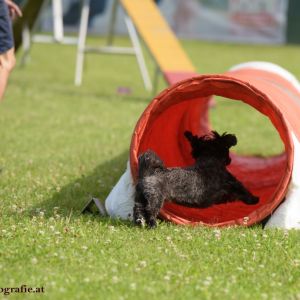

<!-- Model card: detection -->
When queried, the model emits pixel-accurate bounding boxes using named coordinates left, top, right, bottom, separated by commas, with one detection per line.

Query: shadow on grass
left=31, top=150, right=129, bottom=219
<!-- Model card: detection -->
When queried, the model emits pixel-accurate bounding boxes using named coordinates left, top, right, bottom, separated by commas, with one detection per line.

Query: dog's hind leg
left=143, top=193, right=165, bottom=228
left=133, top=185, right=147, bottom=227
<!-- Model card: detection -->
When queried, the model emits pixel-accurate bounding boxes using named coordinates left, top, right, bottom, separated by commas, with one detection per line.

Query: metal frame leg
left=19, top=22, right=31, bottom=66
left=124, top=16, right=152, bottom=91
left=152, top=65, right=162, bottom=96
left=107, top=0, right=118, bottom=46
left=52, top=0, right=64, bottom=42
left=19, top=0, right=51, bottom=66
left=74, top=0, right=152, bottom=91
left=75, top=0, right=90, bottom=86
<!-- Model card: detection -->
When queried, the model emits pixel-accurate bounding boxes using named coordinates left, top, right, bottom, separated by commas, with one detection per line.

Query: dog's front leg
left=229, top=177, right=259, bottom=205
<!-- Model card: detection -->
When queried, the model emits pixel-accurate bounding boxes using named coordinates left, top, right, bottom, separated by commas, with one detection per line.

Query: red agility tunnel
left=129, top=62, right=300, bottom=227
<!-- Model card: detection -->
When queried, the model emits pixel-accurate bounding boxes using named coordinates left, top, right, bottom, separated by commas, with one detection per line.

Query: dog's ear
left=184, top=131, right=203, bottom=159
left=220, top=132, right=237, bottom=148
left=211, top=131, right=221, bottom=139
left=184, top=131, right=194, bottom=141
left=184, top=131, right=199, bottom=143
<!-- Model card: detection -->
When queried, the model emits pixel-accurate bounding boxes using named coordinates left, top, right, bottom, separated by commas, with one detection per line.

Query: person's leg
left=0, top=0, right=16, bottom=101
left=0, top=47, right=15, bottom=101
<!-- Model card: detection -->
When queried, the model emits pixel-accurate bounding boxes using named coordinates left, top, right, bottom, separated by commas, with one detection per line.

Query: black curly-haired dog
left=133, top=131, right=259, bottom=228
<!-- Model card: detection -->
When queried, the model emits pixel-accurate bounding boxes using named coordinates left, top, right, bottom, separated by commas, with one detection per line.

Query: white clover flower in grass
left=203, top=276, right=212, bottom=286
left=18, top=207, right=25, bottom=214
left=139, top=261, right=147, bottom=268
left=82, top=245, right=88, bottom=251
left=130, top=283, right=137, bottom=290
left=31, top=257, right=38, bottom=264
left=213, top=229, right=221, bottom=240
left=185, top=234, right=193, bottom=240
left=111, top=276, right=119, bottom=284
left=293, top=259, right=300, bottom=267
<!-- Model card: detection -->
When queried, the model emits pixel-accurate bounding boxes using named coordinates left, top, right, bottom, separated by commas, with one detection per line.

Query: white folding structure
left=21, top=0, right=152, bottom=91
left=21, top=0, right=77, bottom=65
left=75, top=0, right=152, bottom=90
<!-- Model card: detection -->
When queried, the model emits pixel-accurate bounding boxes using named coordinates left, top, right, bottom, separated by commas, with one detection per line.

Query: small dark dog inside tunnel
left=133, top=130, right=259, bottom=228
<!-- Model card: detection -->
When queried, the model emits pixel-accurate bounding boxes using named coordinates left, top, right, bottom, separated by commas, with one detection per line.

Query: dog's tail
left=138, top=150, right=165, bottom=178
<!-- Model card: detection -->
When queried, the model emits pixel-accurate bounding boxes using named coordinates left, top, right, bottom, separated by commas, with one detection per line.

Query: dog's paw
left=135, top=217, right=146, bottom=228
left=245, top=196, right=259, bottom=205
left=147, top=218, right=157, bottom=229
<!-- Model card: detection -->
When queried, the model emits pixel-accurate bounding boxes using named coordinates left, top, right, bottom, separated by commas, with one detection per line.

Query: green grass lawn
left=0, top=37, right=300, bottom=300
